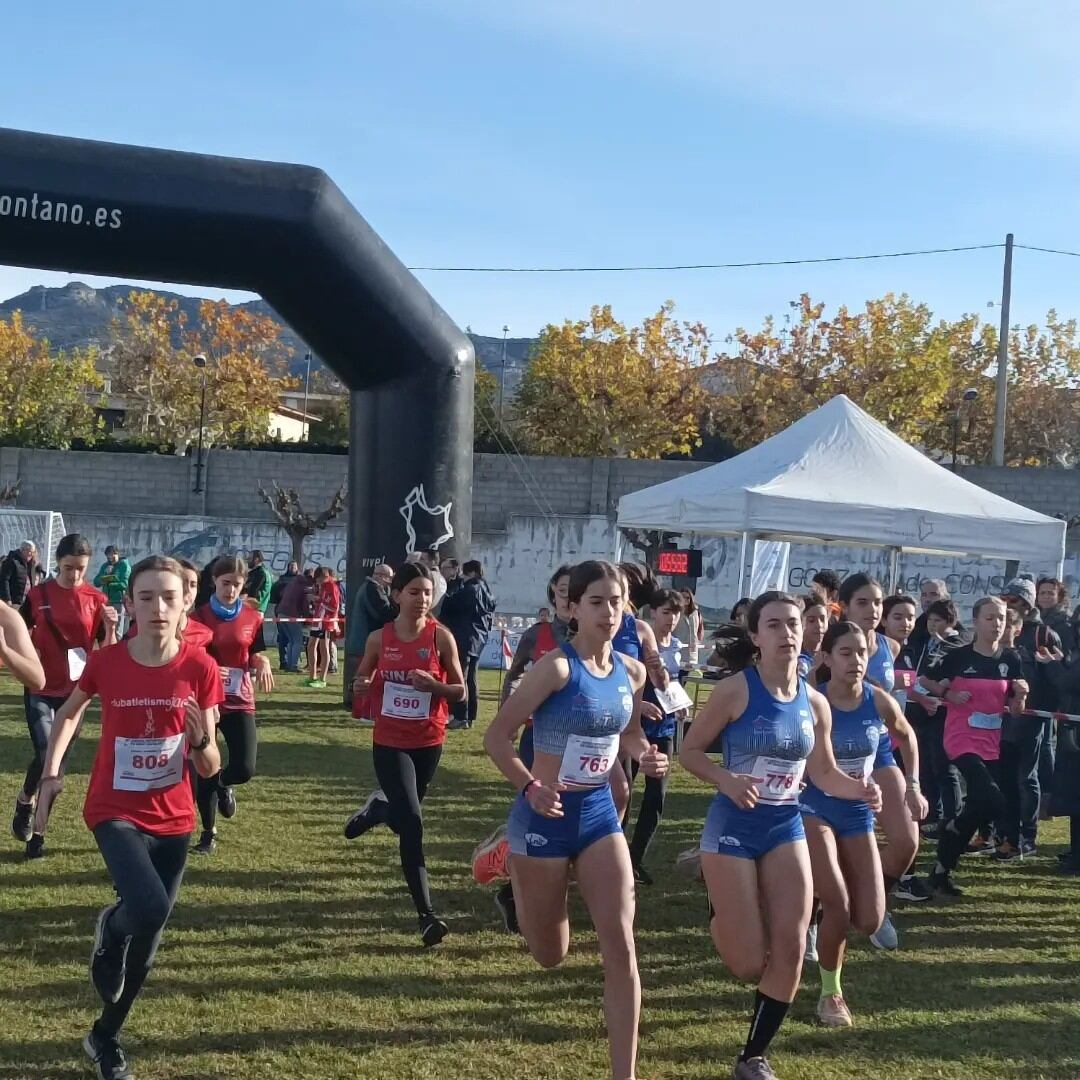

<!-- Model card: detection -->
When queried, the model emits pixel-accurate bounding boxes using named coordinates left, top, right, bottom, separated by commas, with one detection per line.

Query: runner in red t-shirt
left=344, top=563, right=464, bottom=946
left=122, top=558, right=215, bottom=652
left=35, top=556, right=223, bottom=1080
left=188, top=554, right=274, bottom=855
left=13, top=533, right=118, bottom=858
left=305, top=565, right=340, bottom=688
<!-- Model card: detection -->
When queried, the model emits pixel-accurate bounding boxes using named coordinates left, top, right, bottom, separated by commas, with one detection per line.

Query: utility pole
left=992, top=233, right=1014, bottom=466
left=302, top=350, right=312, bottom=441
left=498, top=325, right=509, bottom=422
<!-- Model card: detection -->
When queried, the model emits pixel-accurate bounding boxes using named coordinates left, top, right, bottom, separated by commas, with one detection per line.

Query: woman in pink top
left=923, top=597, right=1028, bottom=896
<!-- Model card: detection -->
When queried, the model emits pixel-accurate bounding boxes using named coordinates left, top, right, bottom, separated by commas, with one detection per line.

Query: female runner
left=484, top=560, right=667, bottom=1080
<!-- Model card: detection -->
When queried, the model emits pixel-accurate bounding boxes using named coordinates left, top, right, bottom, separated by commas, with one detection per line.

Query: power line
left=1015, top=243, right=1080, bottom=259
left=408, top=242, right=1005, bottom=274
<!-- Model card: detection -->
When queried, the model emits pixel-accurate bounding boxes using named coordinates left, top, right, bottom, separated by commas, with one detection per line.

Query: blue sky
left=2, top=0, right=1080, bottom=343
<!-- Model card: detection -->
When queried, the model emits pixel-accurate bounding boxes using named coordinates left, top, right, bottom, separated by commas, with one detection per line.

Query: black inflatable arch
left=0, top=127, right=474, bottom=611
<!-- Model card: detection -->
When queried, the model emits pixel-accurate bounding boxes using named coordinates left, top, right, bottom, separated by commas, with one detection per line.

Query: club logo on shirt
left=715, top=835, right=742, bottom=848
left=964, top=667, right=977, bottom=675
left=524, top=832, right=548, bottom=847
left=143, top=710, right=156, bottom=738
left=999, top=663, right=1009, bottom=678
left=417, top=648, right=431, bottom=660
left=622, top=694, right=634, bottom=713
left=752, top=714, right=771, bottom=732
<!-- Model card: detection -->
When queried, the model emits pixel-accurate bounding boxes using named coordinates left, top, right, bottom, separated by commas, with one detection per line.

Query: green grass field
left=1, top=666, right=1078, bottom=1080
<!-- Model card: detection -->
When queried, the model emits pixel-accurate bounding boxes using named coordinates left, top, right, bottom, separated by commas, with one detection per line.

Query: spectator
left=346, top=563, right=395, bottom=661
left=675, top=587, right=705, bottom=668
left=243, top=550, right=274, bottom=613
left=441, top=559, right=496, bottom=730
left=440, top=558, right=462, bottom=599
left=0, top=540, right=36, bottom=607
left=1037, top=576, right=1074, bottom=659
left=93, top=545, right=131, bottom=631
left=538, top=606, right=552, bottom=623
left=908, top=577, right=967, bottom=657
left=270, top=560, right=301, bottom=669
left=811, top=569, right=842, bottom=617
left=274, top=563, right=311, bottom=673
left=408, top=551, right=448, bottom=609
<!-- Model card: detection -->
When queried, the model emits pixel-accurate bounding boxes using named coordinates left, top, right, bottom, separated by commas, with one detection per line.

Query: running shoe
left=494, top=882, right=520, bottom=934
left=83, top=1026, right=133, bottom=1080
left=804, top=921, right=819, bottom=963
left=25, top=833, right=45, bottom=860
left=354, top=717, right=375, bottom=728
left=928, top=869, right=964, bottom=896
left=191, top=830, right=216, bottom=855
left=90, top=903, right=127, bottom=1005
left=869, top=912, right=898, bottom=950
left=471, top=824, right=510, bottom=884
left=894, top=874, right=933, bottom=902
left=420, top=912, right=449, bottom=947
left=632, top=861, right=654, bottom=887
left=343, top=790, right=388, bottom=840
left=676, top=846, right=704, bottom=881
left=816, top=993, right=853, bottom=1028
left=446, top=717, right=470, bottom=730
left=733, top=1056, right=779, bottom=1080
left=11, top=795, right=34, bottom=842
left=1019, top=838, right=1038, bottom=857
left=967, top=836, right=997, bottom=856
left=217, top=785, right=237, bottom=820
left=991, top=841, right=1022, bottom=862
left=919, top=821, right=941, bottom=839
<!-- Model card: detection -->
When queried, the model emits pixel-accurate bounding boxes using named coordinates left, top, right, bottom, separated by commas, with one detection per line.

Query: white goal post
left=0, top=509, right=66, bottom=569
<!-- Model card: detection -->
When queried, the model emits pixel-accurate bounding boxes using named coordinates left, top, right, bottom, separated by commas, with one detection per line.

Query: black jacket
left=439, top=576, right=497, bottom=659
left=346, top=577, right=395, bottom=655
left=0, top=549, right=32, bottom=606
left=1015, top=611, right=1062, bottom=714
left=269, top=571, right=297, bottom=607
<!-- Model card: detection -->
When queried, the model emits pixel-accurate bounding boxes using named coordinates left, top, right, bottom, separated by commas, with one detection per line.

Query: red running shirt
left=81, top=642, right=224, bottom=836
left=190, top=604, right=264, bottom=712
left=316, top=581, right=341, bottom=634
left=26, top=580, right=108, bottom=697
left=371, top=619, right=449, bottom=749
left=524, top=620, right=559, bottom=729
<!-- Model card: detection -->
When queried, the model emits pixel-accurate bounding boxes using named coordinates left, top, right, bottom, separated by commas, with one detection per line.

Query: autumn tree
left=473, top=364, right=503, bottom=452
left=109, top=291, right=298, bottom=451
left=515, top=303, right=709, bottom=458
left=0, top=313, right=104, bottom=448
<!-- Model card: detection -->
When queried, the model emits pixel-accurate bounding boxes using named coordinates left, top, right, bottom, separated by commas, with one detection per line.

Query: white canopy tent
left=617, top=395, right=1066, bottom=593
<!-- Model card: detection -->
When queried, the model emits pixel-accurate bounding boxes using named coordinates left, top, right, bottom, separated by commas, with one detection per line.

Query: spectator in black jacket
left=0, top=541, right=36, bottom=607
left=1037, top=576, right=1074, bottom=659
left=440, top=560, right=496, bottom=730
left=997, top=576, right=1063, bottom=857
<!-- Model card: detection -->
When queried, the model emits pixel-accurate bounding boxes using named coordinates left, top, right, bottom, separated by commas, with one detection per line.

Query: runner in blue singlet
left=484, top=560, right=667, bottom=1080
left=681, top=591, right=881, bottom=1080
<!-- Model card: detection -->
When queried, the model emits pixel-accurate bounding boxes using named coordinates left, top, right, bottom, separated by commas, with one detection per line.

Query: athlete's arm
left=679, top=673, right=767, bottom=808
left=618, top=656, right=669, bottom=777
left=352, top=630, right=382, bottom=693
left=34, top=686, right=93, bottom=824
left=185, top=696, right=222, bottom=778
left=0, top=604, right=45, bottom=691
left=500, top=624, right=538, bottom=704
left=636, top=619, right=669, bottom=690
left=805, top=687, right=882, bottom=808
left=484, top=650, right=572, bottom=806
left=417, top=625, right=465, bottom=702
left=249, top=623, right=274, bottom=693
left=872, top=686, right=928, bottom=819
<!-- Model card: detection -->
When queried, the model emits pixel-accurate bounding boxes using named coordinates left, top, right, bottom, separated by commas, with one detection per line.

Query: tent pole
left=738, top=532, right=757, bottom=598
left=886, top=547, right=901, bottom=594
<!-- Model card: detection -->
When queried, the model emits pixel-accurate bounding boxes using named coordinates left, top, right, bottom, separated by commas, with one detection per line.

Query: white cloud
left=447, top=0, right=1080, bottom=149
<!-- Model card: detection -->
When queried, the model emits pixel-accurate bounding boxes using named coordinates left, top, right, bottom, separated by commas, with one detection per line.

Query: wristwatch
left=192, top=732, right=211, bottom=752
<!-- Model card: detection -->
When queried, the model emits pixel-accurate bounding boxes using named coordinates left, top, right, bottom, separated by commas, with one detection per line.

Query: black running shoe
left=632, top=861, right=654, bottom=887
left=894, top=874, right=933, bottom=902
left=343, top=790, right=388, bottom=840
left=217, top=785, right=237, bottom=820
left=494, top=883, right=519, bottom=934
left=928, top=870, right=964, bottom=897
left=83, top=1026, right=133, bottom=1080
left=11, top=795, right=33, bottom=842
left=420, top=913, right=449, bottom=948
left=25, top=833, right=45, bottom=860
left=191, top=830, right=216, bottom=855
left=90, top=903, right=127, bottom=1005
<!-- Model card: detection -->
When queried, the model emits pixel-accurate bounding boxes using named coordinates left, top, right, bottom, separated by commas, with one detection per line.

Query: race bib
left=969, top=711, right=1003, bottom=730
left=113, top=734, right=186, bottom=792
left=654, top=681, right=693, bottom=714
left=223, top=667, right=245, bottom=697
left=752, top=756, right=806, bottom=805
left=836, top=755, right=873, bottom=781
left=68, top=648, right=87, bottom=681
left=558, top=732, right=621, bottom=787
left=382, top=683, right=431, bottom=719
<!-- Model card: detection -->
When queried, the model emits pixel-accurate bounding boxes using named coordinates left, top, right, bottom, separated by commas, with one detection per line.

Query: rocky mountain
left=0, top=281, right=536, bottom=384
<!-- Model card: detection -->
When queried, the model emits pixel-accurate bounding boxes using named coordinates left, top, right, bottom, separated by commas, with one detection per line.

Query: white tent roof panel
left=617, top=395, right=1065, bottom=565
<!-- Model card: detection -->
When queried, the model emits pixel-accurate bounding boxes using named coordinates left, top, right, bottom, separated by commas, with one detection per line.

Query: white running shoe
left=870, top=911, right=899, bottom=950
left=816, top=993, right=853, bottom=1028
left=804, top=921, right=819, bottom=962
left=676, top=846, right=704, bottom=881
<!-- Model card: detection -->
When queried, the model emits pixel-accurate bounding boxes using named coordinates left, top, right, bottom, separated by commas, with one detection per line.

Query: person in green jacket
left=243, top=549, right=274, bottom=614
left=93, top=546, right=131, bottom=607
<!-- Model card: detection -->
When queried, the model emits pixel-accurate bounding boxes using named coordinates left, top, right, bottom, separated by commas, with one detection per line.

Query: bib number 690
left=393, top=694, right=422, bottom=711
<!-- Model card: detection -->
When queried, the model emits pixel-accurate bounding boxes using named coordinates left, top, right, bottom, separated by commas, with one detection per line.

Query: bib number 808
left=131, top=753, right=171, bottom=770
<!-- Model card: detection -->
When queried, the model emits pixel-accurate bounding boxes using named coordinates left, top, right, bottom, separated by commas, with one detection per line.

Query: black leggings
left=22, top=692, right=69, bottom=798
left=628, top=735, right=672, bottom=865
left=93, top=820, right=189, bottom=1038
left=196, top=710, right=258, bottom=832
left=372, top=743, right=442, bottom=916
left=936, top=754, right=1006, bottom=871
left=451, top=655, right=480, bottom=725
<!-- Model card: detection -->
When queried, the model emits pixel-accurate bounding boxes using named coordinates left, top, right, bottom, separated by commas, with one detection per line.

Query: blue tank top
left=531, top=644, right=635, bottom=756
left=865, top=633, right=895, bottom=692
left=801, top=683, right=880, bottom=812
left=722, top=667, right=815, bottom=777
left=643, top=636, right=683, bottom=739
left=613, top=612, right=642, bottom=661
left=797, top=652, right=815, bottom=679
